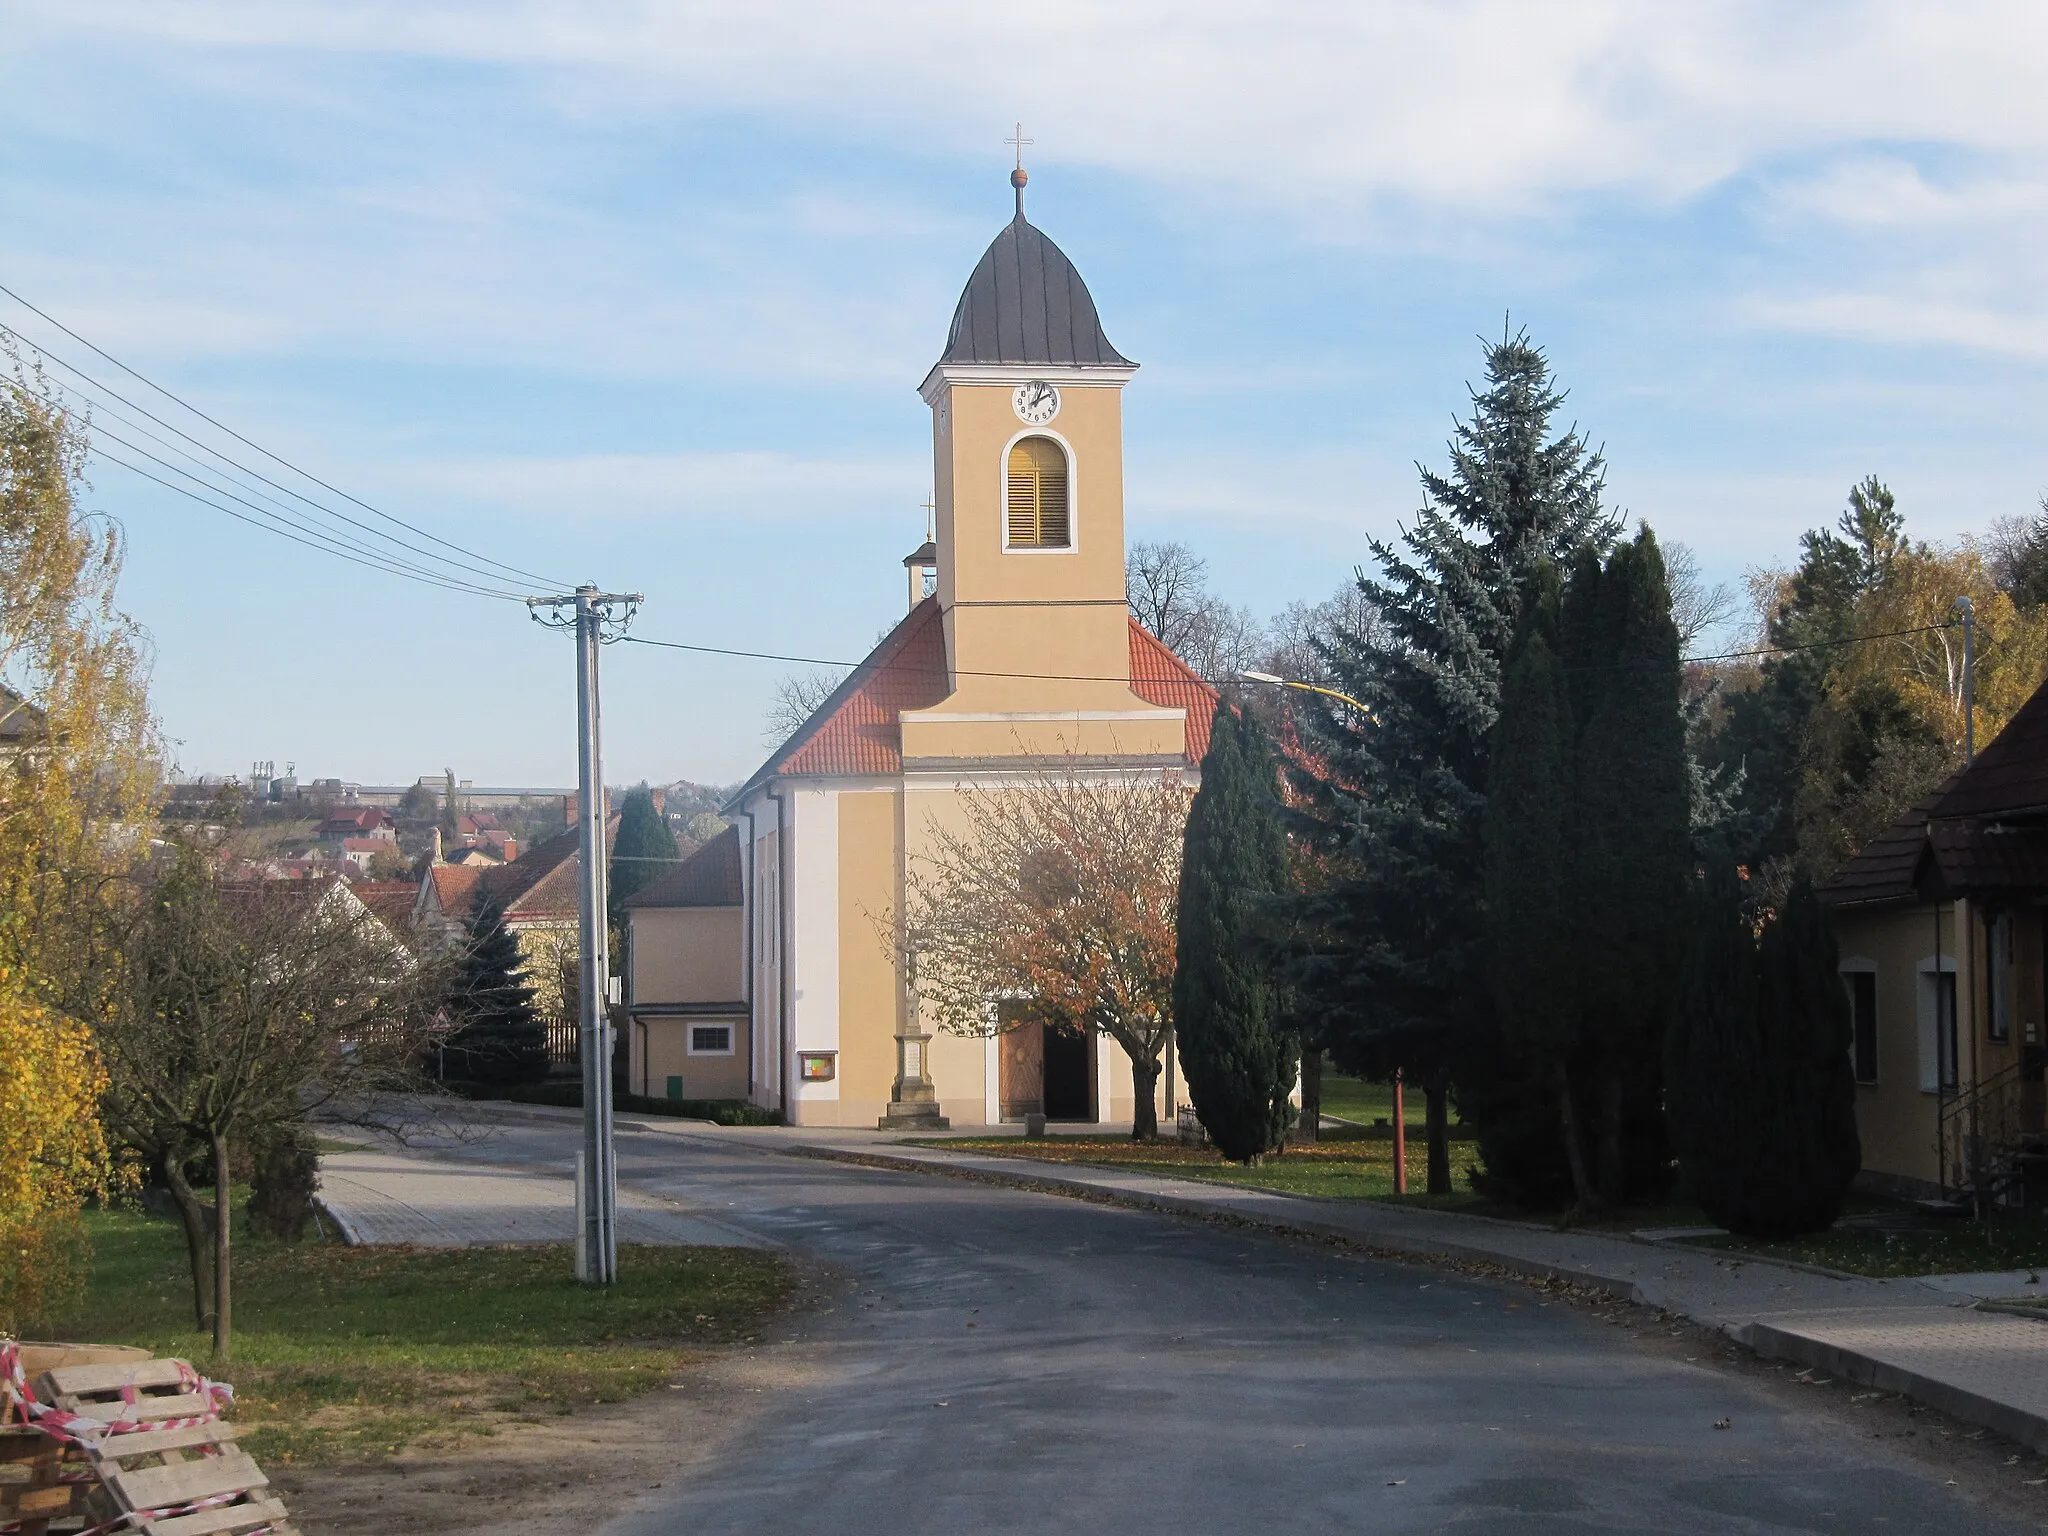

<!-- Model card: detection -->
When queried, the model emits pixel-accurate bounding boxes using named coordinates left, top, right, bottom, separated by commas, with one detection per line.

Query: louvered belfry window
left=1005, top=437, right=1071, bottom=549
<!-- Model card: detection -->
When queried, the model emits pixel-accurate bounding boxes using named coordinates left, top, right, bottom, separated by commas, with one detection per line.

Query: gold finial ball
left=1011, top=167, right=1029, bottom=189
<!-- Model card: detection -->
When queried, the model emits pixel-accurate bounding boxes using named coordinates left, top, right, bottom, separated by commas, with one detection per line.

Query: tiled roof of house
left=1928, top=681, right=2048, bottom=820
left=1816, top=787, right=1949, bottom=907
left=1928, top=821, right=2048, bottom=894
left=476, top=816, right=618, bottom=923
left=341, top=837, right=387, bottom=853
left=350, top=879, right=421, bottom=933
left=733, top=599, right=1219, bottom=800
left=1128, top=621, right=1218, bottom=763
left=623, top=825, right=742, bottom=909
left=424, top=863, right=482, bottom=916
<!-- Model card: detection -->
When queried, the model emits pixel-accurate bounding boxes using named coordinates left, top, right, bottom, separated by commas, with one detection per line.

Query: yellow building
left=626, top=182, right=1216, bottom=1127
left=1821, top=683, right=2048, bottom=1202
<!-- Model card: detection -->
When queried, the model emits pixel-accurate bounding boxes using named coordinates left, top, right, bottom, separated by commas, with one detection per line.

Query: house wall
left=629, top=907, right=743, bottom=1005
left=835, top=789, right=901, bottom=1126
left=1830, top=904, right=1959, bottom=1190
left=633, top=1014, right=749, bottom=1102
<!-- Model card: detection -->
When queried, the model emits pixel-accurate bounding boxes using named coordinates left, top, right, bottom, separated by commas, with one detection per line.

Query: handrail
left=1937, top=1058, right=2033, bottom=1205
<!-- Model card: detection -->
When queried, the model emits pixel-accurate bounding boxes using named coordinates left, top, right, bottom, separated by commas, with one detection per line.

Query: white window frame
left=1916, top=955, right=1958, bottom=1093
left=687, top=1022, right=736, bottom=1057
left=999, top=428, right=1079, bottom=555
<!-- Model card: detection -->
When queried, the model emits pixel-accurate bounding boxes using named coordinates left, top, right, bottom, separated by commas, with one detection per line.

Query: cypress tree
left=1566, top=529, right=1689, bottom=1206
left=1668, top=872, right=1860, bottom=1237
left=1174, top=706, right=1298, bottom=1163
left=1483, top=569, right=1597, bottom=1210
left=1292, top=331, right=1619, bottom=1194
left=609, top=785, right=679, bottom=923
left=445, top=894, right=546, bottom=1084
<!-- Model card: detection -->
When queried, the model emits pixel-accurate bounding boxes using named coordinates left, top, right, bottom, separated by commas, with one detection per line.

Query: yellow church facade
left=625, top=186, right=1216, bottom=1128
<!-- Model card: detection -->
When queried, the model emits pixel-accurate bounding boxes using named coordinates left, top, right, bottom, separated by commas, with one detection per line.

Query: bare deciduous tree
left=1128, top=539, right=1267, bottom=682
left=1663, top=540, right=1738, bottom=651
left=94, top=845, right=448, bottom=1360
left=763, top=667, right=848, bottom=745
left=878, top=761, right=1191, bottom=1139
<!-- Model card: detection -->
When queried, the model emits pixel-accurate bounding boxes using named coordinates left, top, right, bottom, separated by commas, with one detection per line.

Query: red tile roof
left=624, top=825, right=743, bottom=909
left=1128, top=620, right=1218, bottom=762
left=737, top=600, right=1217, bottom=794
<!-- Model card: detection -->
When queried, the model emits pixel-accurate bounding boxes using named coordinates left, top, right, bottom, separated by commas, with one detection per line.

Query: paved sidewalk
left=317, top=1143, right=764, bottom=1247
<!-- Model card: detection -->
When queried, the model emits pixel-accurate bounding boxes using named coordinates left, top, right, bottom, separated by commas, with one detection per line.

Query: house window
left=1843, top=968, right=1878, bottom=1084
left=1005, top=436, right=1071, bottom=549
left=1919, top=964, right=1958, bottom=1092
left=688, top=1024, right=734, bottom=1056
left=1989, top=910, right=2014, bottom=1043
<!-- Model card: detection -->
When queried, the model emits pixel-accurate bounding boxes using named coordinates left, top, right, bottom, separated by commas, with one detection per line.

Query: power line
left=94, top=448, right=527, bottom=602
left=0, top=287, right=571, bottom=591
left=619, top=618, right=1966, bottom=691
left=88, top=419, right=525, bottom=599
left=0, top=316, right=543, bottom=595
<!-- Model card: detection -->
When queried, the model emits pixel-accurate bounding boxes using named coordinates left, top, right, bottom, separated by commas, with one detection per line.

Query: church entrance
left=997, top=1004, right=1096, bottom=1121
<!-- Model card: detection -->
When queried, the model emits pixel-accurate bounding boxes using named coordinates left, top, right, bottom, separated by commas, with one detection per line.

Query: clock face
left=1012, top=380, right=1061, bottom=426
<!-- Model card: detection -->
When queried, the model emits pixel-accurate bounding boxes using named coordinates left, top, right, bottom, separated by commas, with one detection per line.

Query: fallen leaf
left=1386, top=1480, right=1406, bottom=1487
left=1713, top=1418, right=1732, bottom=1431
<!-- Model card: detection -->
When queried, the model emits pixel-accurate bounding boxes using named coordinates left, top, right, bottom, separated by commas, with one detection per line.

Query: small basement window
left=688, top=1024, right=734, bottom=1056
left=1005, top=436, right=1071, bottom=549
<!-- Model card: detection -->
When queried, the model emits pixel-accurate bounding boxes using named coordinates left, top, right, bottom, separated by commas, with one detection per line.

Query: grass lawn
left=1317, top=1074, right=1439, bottom=1128
left=26, top=1204, right=793, bottom=1466
left=912, top=1128, right=1483, bottom=1202
left=1683, top=1216, right=2048, bottom=1279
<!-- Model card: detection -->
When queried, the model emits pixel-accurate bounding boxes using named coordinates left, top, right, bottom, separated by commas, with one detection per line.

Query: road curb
left=784, top=1145, right=1644, bottom=1305
left=1743, top=1317, right=2048, bottom=1457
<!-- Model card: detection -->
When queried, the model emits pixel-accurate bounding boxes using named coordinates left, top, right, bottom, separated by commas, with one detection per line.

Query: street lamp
left=1239, top=670, right=1376, bottom=721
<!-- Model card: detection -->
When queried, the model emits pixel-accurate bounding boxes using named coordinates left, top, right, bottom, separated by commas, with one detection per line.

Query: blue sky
left=6, top=2, right=2048, bottom=788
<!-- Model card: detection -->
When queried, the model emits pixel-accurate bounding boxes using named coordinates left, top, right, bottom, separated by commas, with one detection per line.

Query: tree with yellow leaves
left=0, top=358, right=158, bottom=1331
left=1709, top=476, right=2048, bottom=884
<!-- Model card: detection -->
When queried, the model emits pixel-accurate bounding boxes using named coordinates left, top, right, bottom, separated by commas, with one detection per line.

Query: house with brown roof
left=621, top=826, right=746, bottom=1102
left=1820, top=681, right=2048, bottom=1202
left=682, top=184, right=1217, bottom=1129
left=415, top=816, right=618, bottom=1019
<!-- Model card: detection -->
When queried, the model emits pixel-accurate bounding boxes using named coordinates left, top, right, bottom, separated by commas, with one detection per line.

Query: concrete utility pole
left=1954, top=595, right=1976, bottom=765
left=528, top=584, right=643, bottom=1284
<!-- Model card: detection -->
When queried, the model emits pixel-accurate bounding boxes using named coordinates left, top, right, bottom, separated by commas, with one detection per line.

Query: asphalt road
left=407, top=1121, right=2034, bottom=1535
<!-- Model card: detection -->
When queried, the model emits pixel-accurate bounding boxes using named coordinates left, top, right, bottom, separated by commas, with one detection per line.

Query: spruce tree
left=1293, top=331, right=1618, bottom=1194
left=1483, top=569, right=1596, bottom=1210
left=609, top=785, right=680, bottom=924
left=1668, top=871, right=1860, bottom=1237
left=1175, top=707, right=1298, bottom=1162
left=445, top=895, right=546, bottom=1084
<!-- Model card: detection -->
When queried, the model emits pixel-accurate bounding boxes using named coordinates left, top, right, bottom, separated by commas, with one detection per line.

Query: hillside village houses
left=624, top=179, right=1217, bottom=1128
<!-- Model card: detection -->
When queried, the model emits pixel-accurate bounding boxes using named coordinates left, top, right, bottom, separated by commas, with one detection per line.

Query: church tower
left=902, top=169, right=1187, bottom=761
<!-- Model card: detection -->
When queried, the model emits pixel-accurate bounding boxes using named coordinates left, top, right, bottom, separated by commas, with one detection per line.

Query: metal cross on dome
left=1006, top=123, right=1033, bottom=171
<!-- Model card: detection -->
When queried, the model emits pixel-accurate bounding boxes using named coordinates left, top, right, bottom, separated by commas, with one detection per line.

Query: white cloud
left=27, top=0, right=2048, bottom=220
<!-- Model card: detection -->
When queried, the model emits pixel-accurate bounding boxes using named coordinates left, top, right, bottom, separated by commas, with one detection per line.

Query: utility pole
left=528, top=584, right=643, bottom=1284
left=1955, top=595, right=1976, bottom=764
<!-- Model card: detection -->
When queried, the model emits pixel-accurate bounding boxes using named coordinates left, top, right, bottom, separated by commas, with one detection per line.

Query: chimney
left=564, top=793, right=578, bottom=828
left=501, top=837, right=519, bottom=863
left=650, top=787, right=666, bottom=815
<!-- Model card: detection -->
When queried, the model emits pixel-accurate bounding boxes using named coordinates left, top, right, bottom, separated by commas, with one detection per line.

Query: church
left=623, top=169, right=1217, bottom=1128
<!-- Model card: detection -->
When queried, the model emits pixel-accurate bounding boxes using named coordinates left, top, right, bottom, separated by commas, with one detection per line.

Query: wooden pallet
left=1, top=1422, right=88, bottom=1533
left=27, top=1362, right=297, bottom=1536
